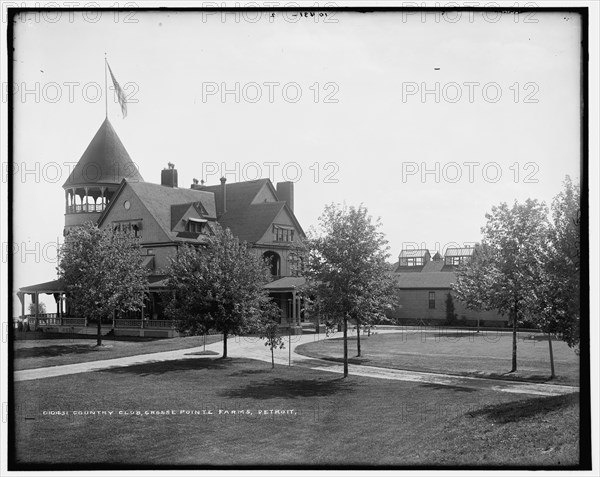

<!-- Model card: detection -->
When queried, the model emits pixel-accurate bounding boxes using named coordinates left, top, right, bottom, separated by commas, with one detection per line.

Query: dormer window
left=273, top=225, right=294, bottom=242
left=186, top=217, right=207, bottom=234
left=406, top=257, right=424, bottom=266
left=445, top=256, right=467, bottom=266
left=444, top=247, right=475, bottom=266
left=398, top=249, right=430, bottom=267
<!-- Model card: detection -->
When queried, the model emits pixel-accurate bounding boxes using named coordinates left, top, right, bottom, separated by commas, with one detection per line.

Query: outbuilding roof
left=393, top=270, right=456, bottom=289
left=445, top=247, right=475, bottom=257
left=398, top=249, right=430, bottom=258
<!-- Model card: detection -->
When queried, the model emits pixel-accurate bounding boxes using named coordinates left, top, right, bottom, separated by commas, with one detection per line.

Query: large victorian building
left=18, top=119, right=306, bottom=336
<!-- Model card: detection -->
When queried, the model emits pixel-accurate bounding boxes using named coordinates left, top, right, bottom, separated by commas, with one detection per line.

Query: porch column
left=292, top=289, right=297, bottom=326
left=64, top=190, right=69, bottom=213
left=84, top=187, right=89, bottom=212
left=34, top=292, right=39, bottom=330
left=54, top=293, right=60, bottom=325
left=100, top=187, right=105, bottom=211
left=59, top=294, right=64, bottom=325
left=19, top=292, right=24, bottom=320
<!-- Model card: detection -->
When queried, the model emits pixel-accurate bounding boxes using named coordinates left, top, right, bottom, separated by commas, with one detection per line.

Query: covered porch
left=16, top=276, right=180, bottom=338
left=264, top=276, right=306, bottom=335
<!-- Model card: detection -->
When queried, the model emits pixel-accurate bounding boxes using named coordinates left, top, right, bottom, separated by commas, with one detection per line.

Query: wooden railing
left=115, top=319, right=176, bottom=329
left=17, top=315, right=86, bottom=327
left=61, top=317, right=86, bottom=326
left=67, top=204, right=106, bottom=214
left=16, top=316, right=175, bottom=330
left=148, top=320, right=177, bottom=329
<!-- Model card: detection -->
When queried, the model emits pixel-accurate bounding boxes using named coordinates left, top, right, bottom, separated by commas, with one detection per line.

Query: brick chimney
left=276, top=181, right=294, bottom=212
left=219, top=177, right=227, bottom=216
left=161, top=162, right=178, bottom=188
left=190, top=178, right=206, bottom=190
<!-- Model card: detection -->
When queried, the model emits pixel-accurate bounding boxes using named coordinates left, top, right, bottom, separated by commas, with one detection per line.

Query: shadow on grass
left=15, top=344, right=104, bottom=359
left=223, top=376, right=354, bottom=399
left=228, top=368, right=273, bottom=377
left=469, top=392, right=579, bottom=423
left=420, top=382, right=477, bottom=393
left=101, top=358, right=230, bottom=376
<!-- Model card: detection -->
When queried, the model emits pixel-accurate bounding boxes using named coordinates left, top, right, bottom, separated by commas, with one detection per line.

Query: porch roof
left=264, top=276, right=306, bottom=291
left=19, top=278, right=64, bottom=294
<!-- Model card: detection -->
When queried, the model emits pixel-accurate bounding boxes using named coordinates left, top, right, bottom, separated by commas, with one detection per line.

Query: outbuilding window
left=428, top=291, right=436, bottom=309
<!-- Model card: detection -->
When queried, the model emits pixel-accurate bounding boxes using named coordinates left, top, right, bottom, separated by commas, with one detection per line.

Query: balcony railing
left=66, top=204, right=106, bottom=214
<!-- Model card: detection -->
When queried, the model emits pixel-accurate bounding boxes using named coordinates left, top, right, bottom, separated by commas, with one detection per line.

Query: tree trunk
left=223, top=331, right=228, bottom=358
left=510, top=304, right=518, bottom=372
left=271, top=347, right=275, bottom=369
left=548, top=333, right=556, bottom=379
left=343, top=315, right=348, bottom=378
left=356, top=321, right=361, bottom=357
left=97, top=318, right=102, bottom=347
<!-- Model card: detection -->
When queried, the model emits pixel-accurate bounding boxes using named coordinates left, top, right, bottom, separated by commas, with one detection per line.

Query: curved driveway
left=14, top=330, right=578, bottom=397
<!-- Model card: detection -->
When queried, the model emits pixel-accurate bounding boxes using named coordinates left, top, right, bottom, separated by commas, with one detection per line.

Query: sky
left=6, top=8, right=583, bottom=311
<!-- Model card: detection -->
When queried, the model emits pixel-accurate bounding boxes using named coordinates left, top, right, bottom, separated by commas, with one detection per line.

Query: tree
left=164, top=225, right=274, bottom=358
left=527, top=176, right=581, bottom=357
left=28, top=302, right=47, bottom=315
left=256, top=307, right=286, bottom=368
left=444, top=293, right=457, bottom=326
left=28, top=301, right=47, bottom=330
left=304, top=203, right=397, bottom=377
left=57, top=222, right=149, bottom=346
left=453, top=200, right=549, bottom=373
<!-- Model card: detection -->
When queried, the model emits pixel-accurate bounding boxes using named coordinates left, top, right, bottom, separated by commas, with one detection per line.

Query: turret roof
left=63, top=118, right=143, bottom=188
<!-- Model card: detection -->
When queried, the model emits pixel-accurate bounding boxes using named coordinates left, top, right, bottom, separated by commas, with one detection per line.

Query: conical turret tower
left=62, top=118, right=144, bottom=232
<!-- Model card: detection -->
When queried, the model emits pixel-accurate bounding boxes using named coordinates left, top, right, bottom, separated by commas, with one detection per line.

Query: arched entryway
left=263, top=251, right=281, bottom=277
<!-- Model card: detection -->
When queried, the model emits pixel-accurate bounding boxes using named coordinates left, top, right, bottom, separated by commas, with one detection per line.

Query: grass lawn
left=13, top=357, right=580, bottom=467
left=296, top=330, right=580, bottom=386
left=13, top=334, right=223, bottom=371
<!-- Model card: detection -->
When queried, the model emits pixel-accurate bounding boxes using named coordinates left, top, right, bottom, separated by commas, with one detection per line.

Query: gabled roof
left=170, top=202, right=207, bottom=231
left=63, top=118, right=143, bottom=188
left=398, top=249, right=430, bottom=258
left=217, top=201, right=287, bottom=244
left=445, top=247, right=475, bottom=257
left=202, top=178, right=306, bottom=243
left=394, top=265, right=456, bottom=289
left=201, top=179, right=272, bottom=213
left=98, top=180, right=217, bottom=243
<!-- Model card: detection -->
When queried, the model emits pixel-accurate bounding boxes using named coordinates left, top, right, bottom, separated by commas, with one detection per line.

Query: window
left=187, top=221, right=204, bottom=233
left=112, top=221, right=142, bottom=238
left=405, top=257, right=424, bottom=266
left=446, top=256, right=469, bottom=266
left=428, top=291, right=436, bottom=309
left=186, top=218, right=207, bottom=234
left=273, top=225, right=294, bottom=242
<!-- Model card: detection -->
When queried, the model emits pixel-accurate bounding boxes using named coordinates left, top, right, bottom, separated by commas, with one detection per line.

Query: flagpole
left=104, top=53, right=108, bottom=119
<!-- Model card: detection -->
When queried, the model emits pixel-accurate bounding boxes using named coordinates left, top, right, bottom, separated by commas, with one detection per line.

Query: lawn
left=13, top=334, right=223, bottom=371
left=296, top=330, right=580, bottom=386
left=13, top=357, right=580, bottom=468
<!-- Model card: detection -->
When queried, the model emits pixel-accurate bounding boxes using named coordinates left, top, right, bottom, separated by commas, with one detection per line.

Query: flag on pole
left=107, top=62, right=127, bottom=118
